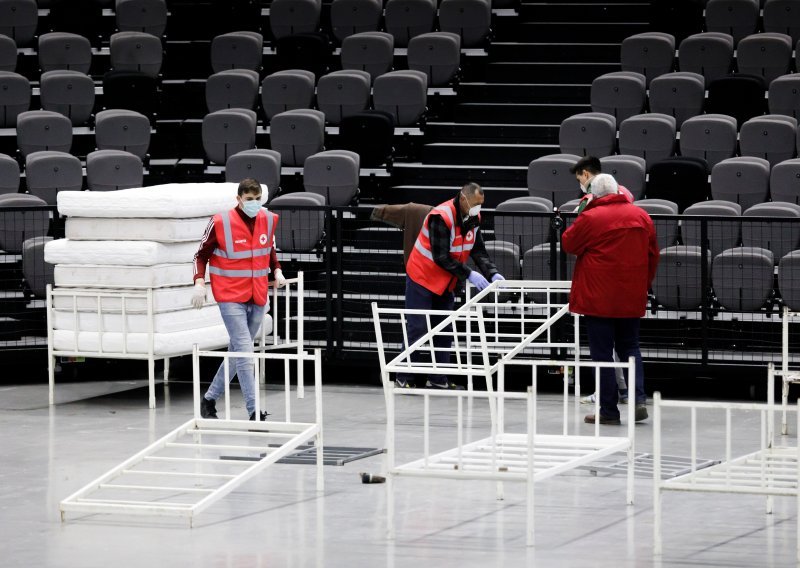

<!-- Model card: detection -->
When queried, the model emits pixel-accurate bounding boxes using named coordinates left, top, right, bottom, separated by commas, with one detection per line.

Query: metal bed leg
left=148, top=355, right=156, bottom=409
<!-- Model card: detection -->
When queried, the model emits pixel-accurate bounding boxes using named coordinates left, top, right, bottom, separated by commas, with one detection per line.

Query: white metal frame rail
left=47, top=273, right=306, bottom=409
left=654, top=364, right=800, bottom=560
left=59, top=346, right=323, bottom=526
left=781, top=306, right=800, bottom=434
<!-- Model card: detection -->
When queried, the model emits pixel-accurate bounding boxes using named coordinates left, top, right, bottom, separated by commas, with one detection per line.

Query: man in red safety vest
left=191, top=178, right=285, bottom=421
left=398, top=182, right=503, bottom=389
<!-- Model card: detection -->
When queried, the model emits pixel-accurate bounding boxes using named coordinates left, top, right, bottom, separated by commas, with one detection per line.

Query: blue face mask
left=242, top=200, right=262, bottom=218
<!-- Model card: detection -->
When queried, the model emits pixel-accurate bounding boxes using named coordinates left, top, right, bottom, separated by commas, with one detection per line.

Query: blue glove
left=467, top=270, right=490, bottom=291
left=491, top=273, right=505, bottom=282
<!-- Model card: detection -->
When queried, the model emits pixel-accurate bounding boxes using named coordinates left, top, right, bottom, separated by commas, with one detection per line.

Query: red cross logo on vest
left=259, top=233, right=268, bottom=246
left=465, top=230, right=474, bottom=242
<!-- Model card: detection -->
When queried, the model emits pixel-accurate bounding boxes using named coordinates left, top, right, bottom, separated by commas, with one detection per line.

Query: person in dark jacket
left=561, top=174, right=660, bottom=425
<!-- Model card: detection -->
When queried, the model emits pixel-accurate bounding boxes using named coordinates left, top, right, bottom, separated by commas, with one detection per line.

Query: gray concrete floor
left=2, top=378, right=799, bottom=568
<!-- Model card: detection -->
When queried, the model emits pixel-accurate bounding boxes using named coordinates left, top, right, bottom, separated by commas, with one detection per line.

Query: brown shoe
left=584, top=413, right=621, bottom=425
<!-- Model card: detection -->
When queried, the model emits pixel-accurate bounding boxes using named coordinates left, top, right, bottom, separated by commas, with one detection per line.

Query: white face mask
left=462, top=192, right=481, bottom=218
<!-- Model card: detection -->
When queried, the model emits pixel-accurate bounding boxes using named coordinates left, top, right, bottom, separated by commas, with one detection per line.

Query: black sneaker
left=425, top=379, right=465, bottom=390
left=395, top=377, right=413, bottom=388
left=635, top=405, right=648, bottom=422
left=200, top=397, right=218, bottom=419
left=249, top=410, right=269, bottom=421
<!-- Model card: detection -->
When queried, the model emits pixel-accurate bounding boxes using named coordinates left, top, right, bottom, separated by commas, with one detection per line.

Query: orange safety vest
left=209, top=208, right=278, bottom=307
left=406, top=199, right=479, bottom=295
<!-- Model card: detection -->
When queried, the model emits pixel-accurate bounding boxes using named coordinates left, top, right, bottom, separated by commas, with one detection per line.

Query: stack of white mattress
left=47, top=182, right=273, bottom=356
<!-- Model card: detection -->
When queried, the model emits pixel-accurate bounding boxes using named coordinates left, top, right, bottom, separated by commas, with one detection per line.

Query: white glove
left=273, top=268, right=286, bottom=288
left=191, top=280, right=206, bottom=309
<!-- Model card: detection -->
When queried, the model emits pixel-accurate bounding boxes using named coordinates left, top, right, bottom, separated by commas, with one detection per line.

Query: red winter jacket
left=561, top=193, right=659, bottom=318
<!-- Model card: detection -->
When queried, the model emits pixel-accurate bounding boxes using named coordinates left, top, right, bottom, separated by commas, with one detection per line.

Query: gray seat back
left=438, top=0, right=491, bottom=47
left=648, top=71, right=706, bottom=126
left=523, top=243, right=574, bottom=283
left=494, top=197, right=552, bottom=252
left=710, top=156, right=771, bottom=210
left=558, top=112, right=616, bottom=157
left=779, top=250, right=800, bottom=310
left=0, top=0, right=37, bottom=47
left=38, top=32, right=91, bottom=73
left=206, top=69, right=259, bottom=112
left=269, top=108, right=325, bottom=166
left=0, top=152, right=19, bottom=194
left=39, top=69, right=95, bottom=125
left=770, top=157, right=800, bottom=205
left=226, top=149, right=282, bottom=200
left=618, top=113, right=677, bottom=171
left=201, top=108, right=257, bottom=165
left=271, top=193, right=326, bottom=252
left=407, top=32, right=461, bottom=87
left=739, top=115, right=798, bottom=167
left=678, top=32, right=735, bottom=86
left=527, top=153, right=582, bottom=207
left=115, top=0, right=168, bottom=37
left=383, top=0, right=436, bottom=48
left=269, top=0, right=321, bottom=40
left=682, top=200, right=742, bottom=257
left=705, top=0, right=760, bottom=44
left=24, top=151, right=83, bottom=205
left=210, top=31, right=263, bottom=73
left=620, top=32, right=676, bottom=85
left=86, top=149, right=144, bottom=191
left=341, top=31, right=394, bottom=82
left=768, top=72, right=800, bottom=120
left=635, top=198, right=680, bottom=250
left=764, top=0, right=800, bottom=43
left=482, top=240, right=520, bottom=279
left=330, top=0, right=382, bottom=42
left=712, top=246, right=774, bottom=311
left=316, top=70, right=371, bottom=124
left=0, top=34, right=16, bottom=71
left=373, top=70, right=427, bottom=126
left=600, top=155, right=647, bottom=199
left=590, top=71, right=647, bottom=122
left=110, top=31, right=163, bottom=77
left=261, top=69, right=316, bottom=121
left=0, top=194, right=50, bottom=254
left=22, top=235, right=54, bottom=298
left=94, top=109, right=151, bottom=159
left=679, top=113, right=738, bottom=170
left=16, top=110, right=72, bottom=157
left=303, top=149, right=360, bottom=205
left=737, top=32, right=793, bottom=83
left=653, top=245, right=708, bottom=310
left=0, top=71, right=30, bottom=127
left=741, top=201, right=800, bottom=260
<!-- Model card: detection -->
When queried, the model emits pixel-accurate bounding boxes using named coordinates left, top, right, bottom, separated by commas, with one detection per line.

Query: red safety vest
left=406, top=199, right=478, bottom=295
left=209, top=208, right=278, bottom=306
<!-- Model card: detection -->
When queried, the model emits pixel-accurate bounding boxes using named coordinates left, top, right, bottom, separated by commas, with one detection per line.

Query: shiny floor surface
left=2, top=379, right=799, bottom=568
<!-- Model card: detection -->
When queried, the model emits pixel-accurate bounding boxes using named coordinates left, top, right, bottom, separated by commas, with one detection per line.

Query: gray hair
left=461, top=182, right=483, bottom=197
left=590, top=173, right=619, bottom=198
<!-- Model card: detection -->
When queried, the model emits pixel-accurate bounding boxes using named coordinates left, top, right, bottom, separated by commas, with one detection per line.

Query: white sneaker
left=580, top=393, right=597, bottom=404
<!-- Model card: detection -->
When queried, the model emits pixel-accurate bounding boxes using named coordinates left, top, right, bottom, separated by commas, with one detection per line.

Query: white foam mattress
left=53, top=305, right=230, bottom=333
left=51, top=285, right=215, bottom=313
left=54, top=263, right=197, bottom=289
left=46, top=239, right=198, bottom=266
left=57, top=182, right=267, bottom=218
left=53, top=316, right=273, bottom=356
left=66, top=217, right=211, bottom=242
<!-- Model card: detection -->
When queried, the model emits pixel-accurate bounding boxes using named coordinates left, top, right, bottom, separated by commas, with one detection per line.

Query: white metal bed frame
left=59, top=345, right=323, bottom=526
left=373, top=280, right=637, bottom=545
left=47, top=273, right=306, bottom=409
left=781, top=306, right=800, bottom=434
left=654, top=364, right=800, bottom=560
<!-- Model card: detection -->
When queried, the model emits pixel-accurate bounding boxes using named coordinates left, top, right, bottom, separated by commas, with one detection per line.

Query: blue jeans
left=205, top=301, right=266, bottom=415
left=397, top=276, right=454, bottom=386
left=584, top=316, right=646, bottom=420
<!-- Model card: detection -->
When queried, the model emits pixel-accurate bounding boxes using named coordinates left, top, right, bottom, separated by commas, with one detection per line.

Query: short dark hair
left=569, top=156, right=602, bottom=176
left=461, top=182, right=483, bottom=196
left=238, top=178, right=262, bottom=196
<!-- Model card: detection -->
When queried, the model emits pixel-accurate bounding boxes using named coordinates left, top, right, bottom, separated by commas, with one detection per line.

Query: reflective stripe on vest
left=209, top=267, right=271, bottom=278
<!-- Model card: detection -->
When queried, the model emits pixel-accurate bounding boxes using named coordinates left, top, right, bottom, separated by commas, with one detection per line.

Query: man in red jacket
left=561, top=174, right=660, bottom=425
left=191, top=178, right=284, bottom=421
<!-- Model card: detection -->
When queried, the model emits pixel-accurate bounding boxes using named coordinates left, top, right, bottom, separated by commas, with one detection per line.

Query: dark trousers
left=584, top=316, right=646, bottom=419
left=397, top=276, right=454, bottom=385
